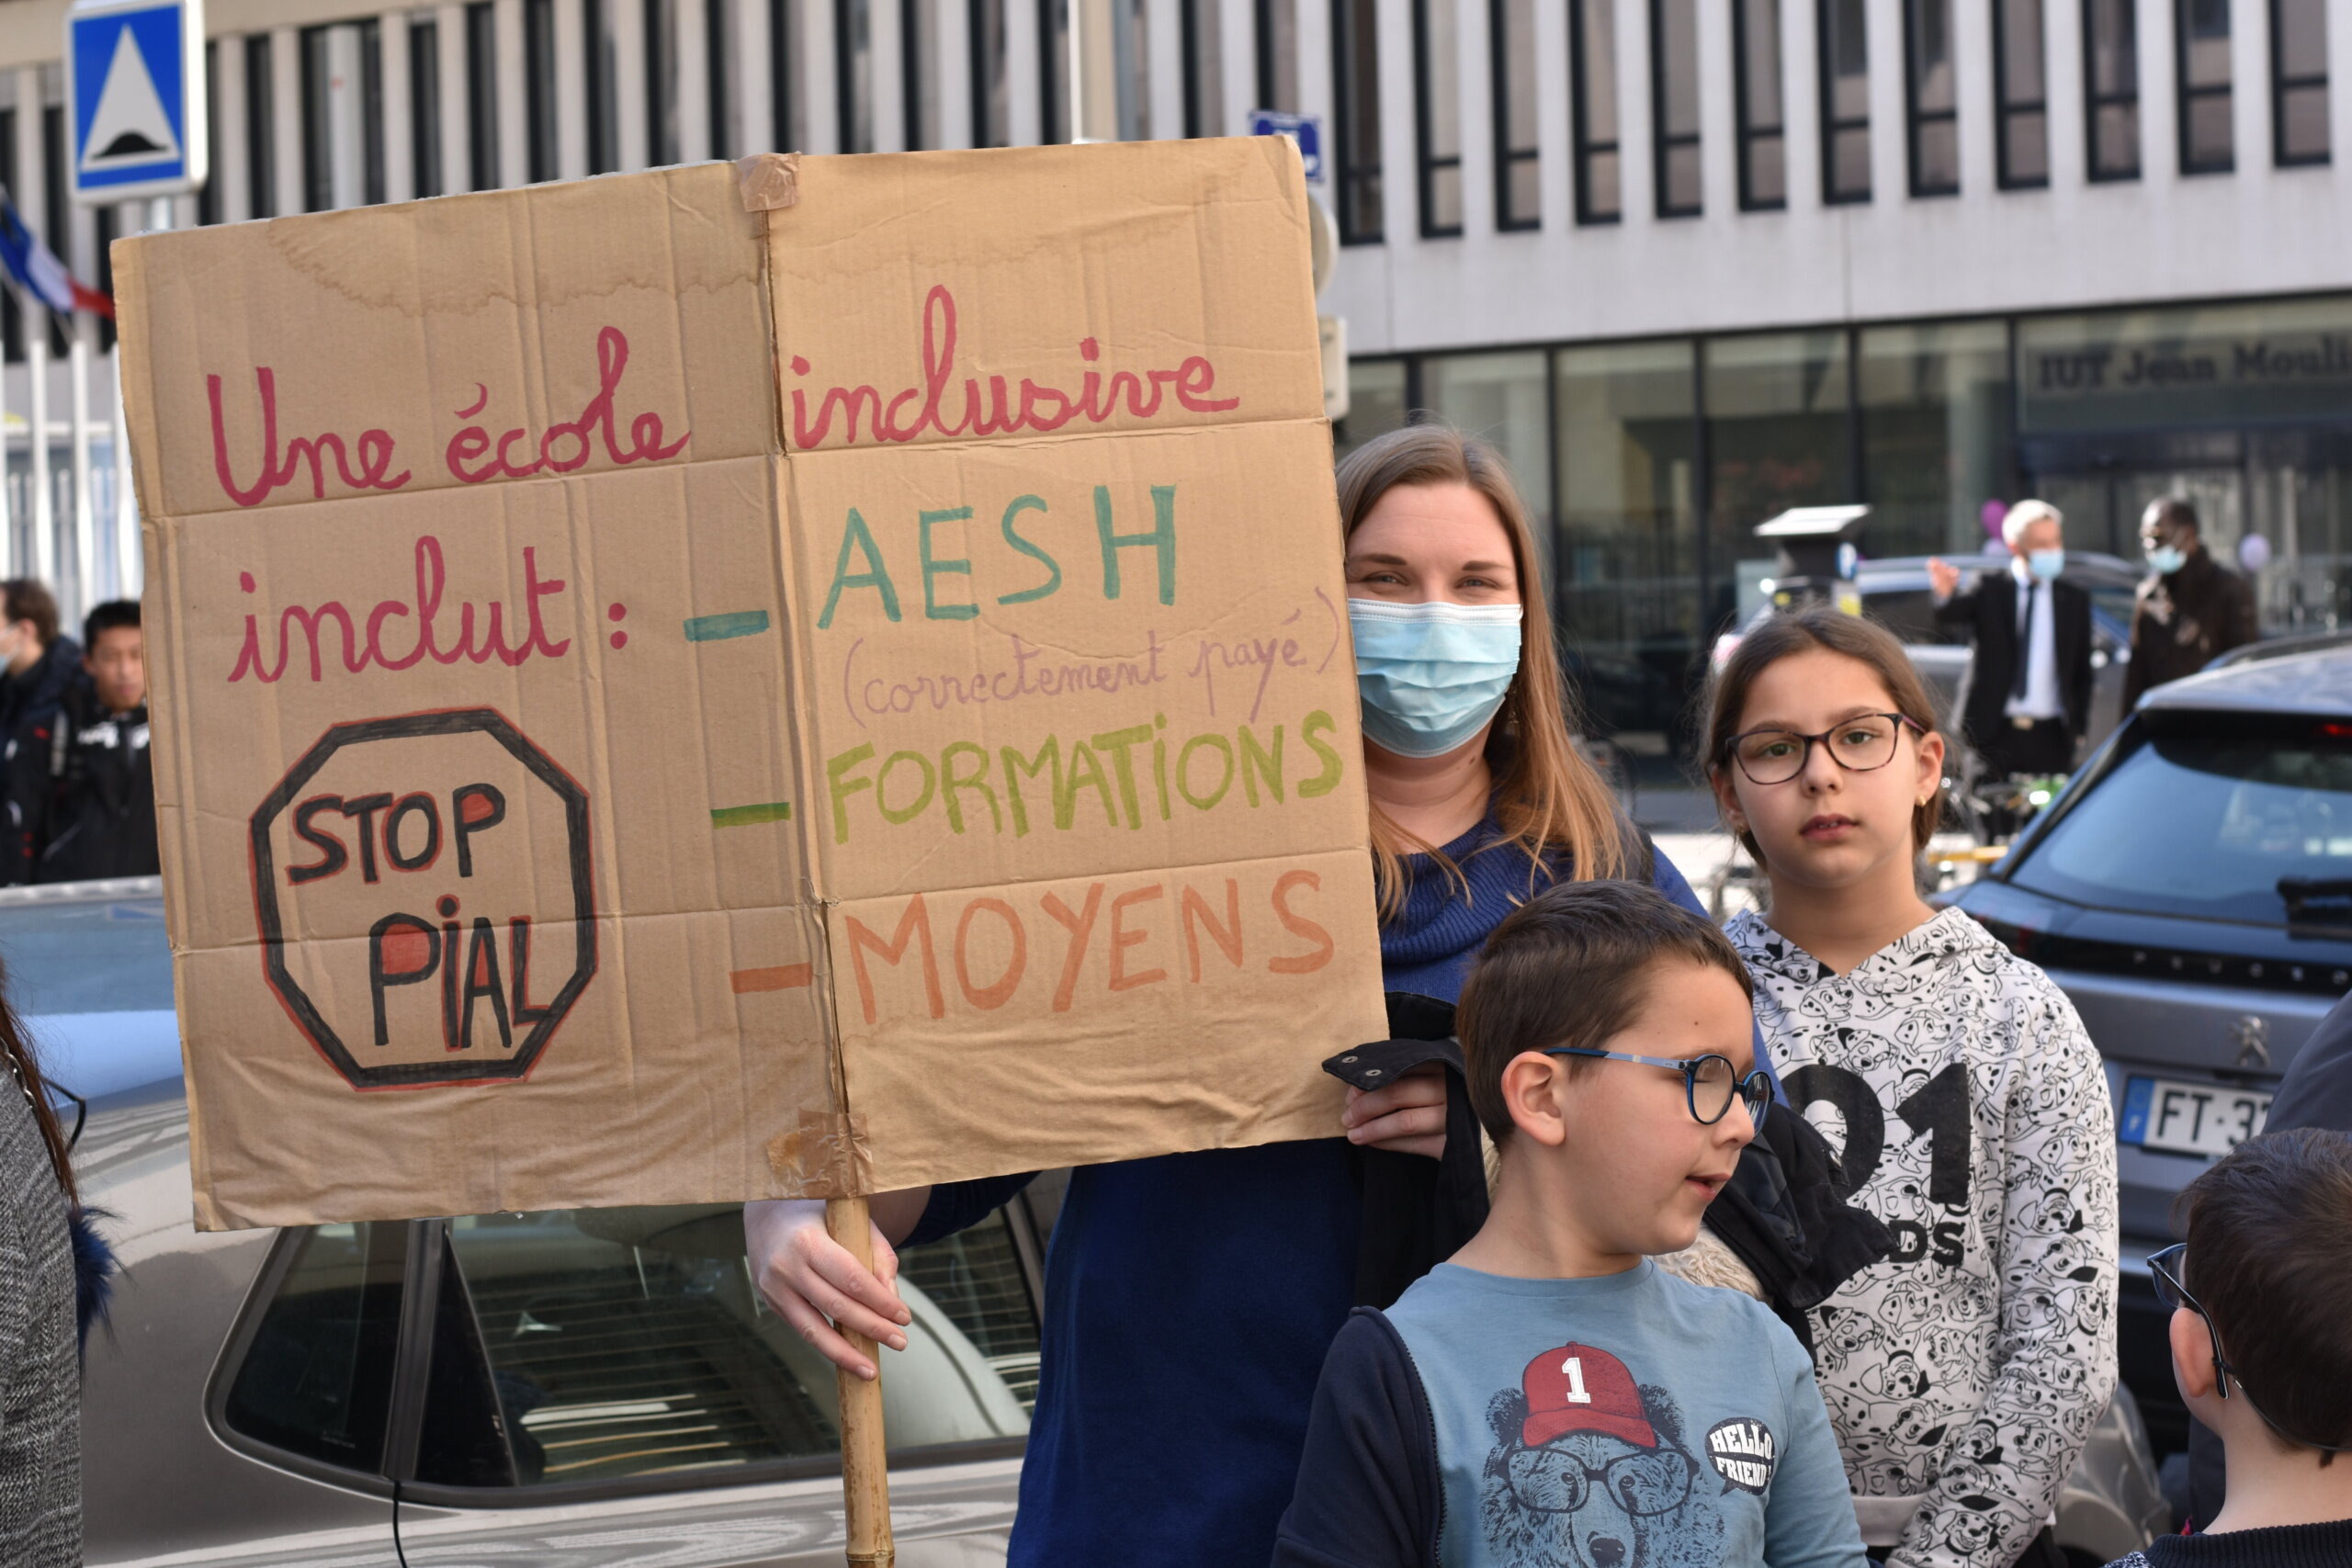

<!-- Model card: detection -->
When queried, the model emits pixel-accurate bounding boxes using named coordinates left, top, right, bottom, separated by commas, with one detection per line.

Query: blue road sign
left=66, top=0, right=207, bottom=204
left=1247, top=111, right=1323, bottom=183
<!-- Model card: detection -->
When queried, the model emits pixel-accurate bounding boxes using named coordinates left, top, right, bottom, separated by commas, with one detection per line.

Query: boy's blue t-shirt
left=1375, top=1261, right=1865, bottom=1568
left=1270, top=1264, right=1867, bottom=1567
left=909, top=819, right=1718, bottom=1568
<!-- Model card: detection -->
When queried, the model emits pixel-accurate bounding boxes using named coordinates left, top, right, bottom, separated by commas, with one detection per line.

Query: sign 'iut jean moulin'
left=117, top=141, right=1387, bottom=1230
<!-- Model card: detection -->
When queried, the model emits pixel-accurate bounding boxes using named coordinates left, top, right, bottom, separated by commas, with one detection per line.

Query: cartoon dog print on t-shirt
left=1478, top=1342, right=1775, bottom=1568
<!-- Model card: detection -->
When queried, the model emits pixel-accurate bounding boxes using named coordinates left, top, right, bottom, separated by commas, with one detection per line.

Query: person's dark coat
left=2185, top=989, right=2352, bottom=1528
left=0, top=637, right=81, bottom=885
left=25, top=682, right=157, bottom=884
left=1328, top=994, right=1892, bottom=1353
left=2123, top=548, right=2259, bottom=709
left=1934, top=570, right=2096, bottom=750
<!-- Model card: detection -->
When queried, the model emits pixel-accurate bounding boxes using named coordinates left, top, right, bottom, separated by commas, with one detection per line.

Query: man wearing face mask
left=1928, top=499, right=2094, bottom=782
left=0, top=581, right=79, bottom=886
left=2122, top=497, right=2257, bottom=710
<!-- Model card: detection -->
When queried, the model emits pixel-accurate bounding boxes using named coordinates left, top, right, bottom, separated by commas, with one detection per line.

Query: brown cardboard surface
left=119, top=138, right=1385, bottom=1229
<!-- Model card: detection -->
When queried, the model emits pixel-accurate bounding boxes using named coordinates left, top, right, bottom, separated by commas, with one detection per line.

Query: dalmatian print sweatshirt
left=1724, top=907, right=2119, bottom=1568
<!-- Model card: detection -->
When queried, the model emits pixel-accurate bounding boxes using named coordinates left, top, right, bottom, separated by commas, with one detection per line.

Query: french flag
left=0, top=190, right=112, bottom=321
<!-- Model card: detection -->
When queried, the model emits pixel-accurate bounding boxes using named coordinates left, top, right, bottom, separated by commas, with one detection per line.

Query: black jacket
left=24, top=682, right=158, bottom=884
left=1329, top=994, right=1892, bottom=1354
left=0, top=638, right=82, bottom=885
left=1935, top=570, right=2095, bottom=748
left=2123, top=548, right=2259, bottom=709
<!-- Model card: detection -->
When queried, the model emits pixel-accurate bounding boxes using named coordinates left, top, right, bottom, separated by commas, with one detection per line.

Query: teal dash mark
left=711, top=801, right=794, bottom=829
left=684, top=610, right=772, bottom=642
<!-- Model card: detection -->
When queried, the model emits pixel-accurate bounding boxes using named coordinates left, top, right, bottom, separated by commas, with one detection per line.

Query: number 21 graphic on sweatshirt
left=1480, top=1342, right=1777, bottom=1568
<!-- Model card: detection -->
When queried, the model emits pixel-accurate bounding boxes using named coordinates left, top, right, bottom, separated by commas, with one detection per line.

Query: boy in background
left=21, top=600, right=155, bottom=883
left=2115, top=1129, right=2352, bottom=1568
left=1272, top=881, right=1865, bottom=1568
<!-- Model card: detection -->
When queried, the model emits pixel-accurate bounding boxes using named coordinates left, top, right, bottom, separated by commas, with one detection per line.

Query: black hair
left=1456, top=880, right=1753, bottom=1144
left=83, top=599, right=141, bottom=651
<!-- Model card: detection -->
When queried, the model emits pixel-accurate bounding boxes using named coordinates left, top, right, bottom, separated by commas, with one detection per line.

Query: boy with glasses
left=1272, top=881, right=1865, bottom=1568
left=2114, top=1129, right=2352, bottom=1567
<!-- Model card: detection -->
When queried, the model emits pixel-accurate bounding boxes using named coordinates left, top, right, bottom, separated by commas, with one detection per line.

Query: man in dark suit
left=1928, top=499, right=2095, bottom=779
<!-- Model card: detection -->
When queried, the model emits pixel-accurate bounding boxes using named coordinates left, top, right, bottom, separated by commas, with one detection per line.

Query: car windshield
left=0, top=884, right=179, bottom=1100
left=2010, top=719, right=2352, bottom=926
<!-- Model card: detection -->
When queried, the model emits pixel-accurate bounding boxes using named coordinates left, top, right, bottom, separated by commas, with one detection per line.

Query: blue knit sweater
left=908, top=814, right=1721, bottom=1568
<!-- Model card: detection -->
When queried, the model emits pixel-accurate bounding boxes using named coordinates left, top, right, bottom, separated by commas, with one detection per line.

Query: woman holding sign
left=746, top=423, right=1732, bottom=1566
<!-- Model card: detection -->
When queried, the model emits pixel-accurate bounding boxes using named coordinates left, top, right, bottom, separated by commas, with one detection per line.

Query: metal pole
left=115, top=197, right=166, bottom=604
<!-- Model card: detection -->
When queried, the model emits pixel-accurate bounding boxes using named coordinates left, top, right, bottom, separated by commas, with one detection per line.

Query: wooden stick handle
left=826, top=1195, right=896, bottom=1568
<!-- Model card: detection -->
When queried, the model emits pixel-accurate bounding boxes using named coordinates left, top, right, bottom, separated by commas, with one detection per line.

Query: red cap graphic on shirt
left=1521, top=1343, right=1658, bottom=1450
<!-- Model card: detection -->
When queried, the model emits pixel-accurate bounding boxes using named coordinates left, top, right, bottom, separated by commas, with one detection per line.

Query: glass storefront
left=1332, top=291, right=2352, bottom=752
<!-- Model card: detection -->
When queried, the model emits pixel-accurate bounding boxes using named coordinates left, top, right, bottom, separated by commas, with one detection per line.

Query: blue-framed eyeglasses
left=1544, top=1048, right=1771, bottom=1130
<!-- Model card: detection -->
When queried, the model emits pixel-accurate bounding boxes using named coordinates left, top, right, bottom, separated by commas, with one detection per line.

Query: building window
left=1492, top=0, right=1539, bottom=227
left=840, top=0, right=875, bottom=152
left=1705, top=329, right=1854, bottom=605
left=1569, top=0, right=1621, bottom=222
left=1733, top=0, right=1785, bottom=210
left=1425, top=352, right=1555, bottom=525
left=411, top=17, right=442, bottom=197
left=903, top=0, right=938, bottom=148
left=1181, top=0, right=1222, bottom=135
left=705, top=0, right=733, bottom=155
left=2177, top=0, right=2233, bottom=172
left=1414, top=0, right=1463, bottom=235
left=1651, top=0, right=1700, bottom=216
left=584, top=0, right=617, bottom=172
left=527, top=0, right=560, bottom=176
left=971, top=0, right=1010, bottom=144
left=466, top=0, right=498, bottom=188
left=2271, top=0, right=2328, bottom=164
left=1904, top=0, right=1958, bottom=194
left=1817, top=0, right=1870, bottom=202
left=773, top=0, right=802, bottom=151
left=198, top=42, right=223, bottom=221
left=1039, top=0, right=1069, bottom=142
left=2083, top=0, right=2139, bottom=179
left=1858, top=321, right=2013, bottom=558
left=1555, top=339, right=1701, bottom=747
left=1332, top=0, right=1384, bottom=239
left=1991, top=0, right=2048, bottom=186
left=245, top=33, right=276, bottom=218
left=1256, top=0, right=1297, bottom=109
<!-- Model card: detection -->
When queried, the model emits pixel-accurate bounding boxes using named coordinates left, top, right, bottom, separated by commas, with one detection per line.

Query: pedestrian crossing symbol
left=66, top=0, right=207, bottom=203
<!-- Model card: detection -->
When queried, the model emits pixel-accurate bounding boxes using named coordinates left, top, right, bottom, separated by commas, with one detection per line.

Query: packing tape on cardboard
left=736, top=152, right=802, bottom=211
left=766, top=1108, right=873, bottom=1194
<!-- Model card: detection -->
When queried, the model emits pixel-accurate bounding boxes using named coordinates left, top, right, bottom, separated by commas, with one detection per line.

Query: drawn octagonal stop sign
left=249, top=709, right=597, bottom=1089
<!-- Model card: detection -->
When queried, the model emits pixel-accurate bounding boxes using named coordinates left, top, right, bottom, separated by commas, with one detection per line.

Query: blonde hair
left=1335, top=423, right=1627, bottom=918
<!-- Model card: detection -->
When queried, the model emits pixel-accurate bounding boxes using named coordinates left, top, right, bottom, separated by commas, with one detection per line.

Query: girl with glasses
left=1704, top=607, right=2119, bottom=1568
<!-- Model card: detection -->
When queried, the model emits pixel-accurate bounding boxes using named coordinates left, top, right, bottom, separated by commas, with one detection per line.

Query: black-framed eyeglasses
left=1722, top=713, right=1926, bottom=786
left=1545, top=1047, right=1771, bottom=1131
left=2149, top=1243, right=2352, bottom=1454
left=1503, top=1442, right=1697, bottom=1517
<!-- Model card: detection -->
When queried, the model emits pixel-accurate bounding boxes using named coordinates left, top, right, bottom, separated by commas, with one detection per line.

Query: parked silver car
left=26, top=880, right=1038, bottom=1566
left=27, top=877, right=2163, bottom=1563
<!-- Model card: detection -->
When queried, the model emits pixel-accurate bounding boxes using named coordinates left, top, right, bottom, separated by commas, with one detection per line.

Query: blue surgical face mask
left=2027, top=547, right=2066, bottom=581
left=2147, top=544, right=2188, bottom=575
left=1349, top=598, right=1523, bottom=759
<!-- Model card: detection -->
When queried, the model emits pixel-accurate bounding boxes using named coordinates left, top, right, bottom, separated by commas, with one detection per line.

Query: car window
left=411, top=1205, right=1036, bottom=1490
left=1861, top=588, right=1967, bottom=647
left=218, top=1222, right=407, bottom=1475
left=2010, top=720, right=2352, bottom=924
left=0, top=889, right=180, bottom=1100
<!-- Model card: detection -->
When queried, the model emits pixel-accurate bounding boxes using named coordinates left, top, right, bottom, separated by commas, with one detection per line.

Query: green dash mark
left=711, top=801, right=794, bottom=829
left=684, top=610, right=772, bottom=642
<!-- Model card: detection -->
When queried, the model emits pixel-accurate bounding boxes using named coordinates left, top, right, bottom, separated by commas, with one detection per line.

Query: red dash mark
left=730, top=964, right=814, bottom=994
left=607, top=601, right=628, bottom=650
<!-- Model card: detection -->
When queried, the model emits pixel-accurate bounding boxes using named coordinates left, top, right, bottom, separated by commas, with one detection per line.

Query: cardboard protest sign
left=117, top=140, right=1388, bottom=1230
